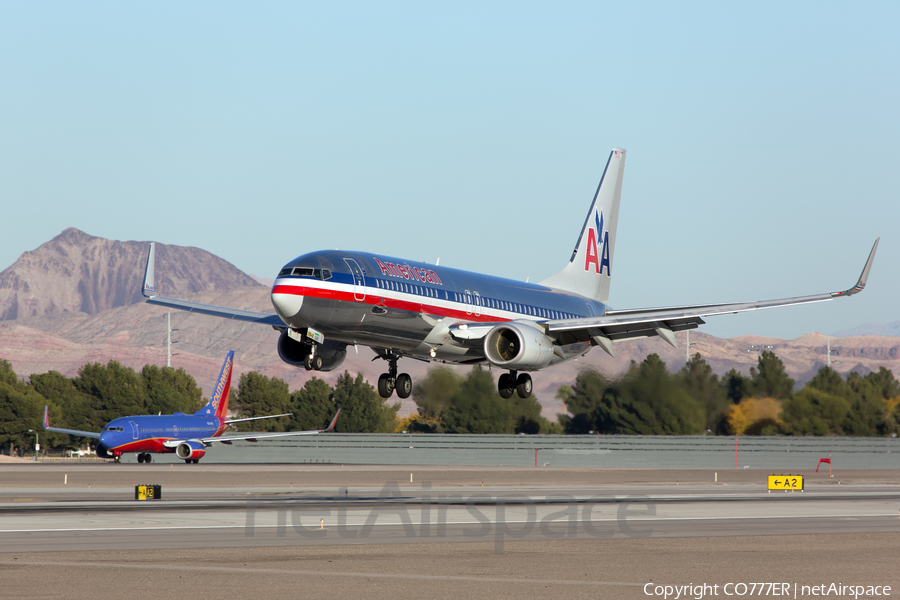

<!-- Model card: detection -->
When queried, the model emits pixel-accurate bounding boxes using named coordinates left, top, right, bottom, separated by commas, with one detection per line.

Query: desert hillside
left=0, top=228, right=260, bottom=321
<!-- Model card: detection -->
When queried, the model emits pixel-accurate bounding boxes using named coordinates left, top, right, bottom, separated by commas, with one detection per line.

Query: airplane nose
left=271, top=284, right=304, bottom=320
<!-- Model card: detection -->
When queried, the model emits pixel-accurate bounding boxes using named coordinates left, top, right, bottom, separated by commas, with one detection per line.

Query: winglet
left=832, top=238, right=879, bottom=298
left=323, top=409, right=341, bottom=432
left=43, top=405, right=50, bottom=429
left=142, top=243, right=156, bottom=297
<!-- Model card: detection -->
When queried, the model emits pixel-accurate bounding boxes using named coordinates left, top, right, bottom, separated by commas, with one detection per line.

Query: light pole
left=27, top=429, right=39, bottom=461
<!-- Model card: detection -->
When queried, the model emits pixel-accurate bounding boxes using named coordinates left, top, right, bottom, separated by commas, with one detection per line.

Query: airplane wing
left=201, top=409, right=341, bottom=444
left=141, top=242, right=285, bottom=327
left=42, top=405, right=101, bottom=439
left=547, top=238, right=880, bottom=353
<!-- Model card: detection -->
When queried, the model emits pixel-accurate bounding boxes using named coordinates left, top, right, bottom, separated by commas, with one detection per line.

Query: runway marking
left=0, top=513, right=894, bottom=534
left=0, top=560, right=640, bottom=587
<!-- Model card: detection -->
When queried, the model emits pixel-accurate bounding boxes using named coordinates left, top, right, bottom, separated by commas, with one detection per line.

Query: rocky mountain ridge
left=0, top=228, right=261, bottom=321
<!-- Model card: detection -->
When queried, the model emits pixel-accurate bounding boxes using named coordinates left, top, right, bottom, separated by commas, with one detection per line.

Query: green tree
left=442, top=368, right=516, bottom=434
left=233, top=372, right=292, bottom=432
left=0, top=362, right=47, bottom=454
left=290, top=377, right=336, bottom=430
left=142, top=364, right=203, bottom=415
left=750, top=351, right=794, bottom=400
left=843, top=372, right=893, bottom=436
left=864, top=367, right=900, bottom=401
left=805, top=366, right=848, bottom=397
left=73, top=361, right=147, bottom=426
left=556, top=370, right=611, bottom=434
left=721, top=369, right=751, bottom=404
left=30, top=371, right=95, bottom=447
left=678, top=354, right=729, bottom=433
left=560, top=355, right=705, bottom=435
left=412, top=366, right=464, bottom=420
left=0, top=359, right=17, bottom=386
left=332, top=372, right=399, bottom=433
left=780, top=388, right=849, bottom=435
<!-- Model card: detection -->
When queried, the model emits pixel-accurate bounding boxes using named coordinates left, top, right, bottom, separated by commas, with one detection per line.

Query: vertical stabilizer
left=196, top=351, right=235, bottom=417
left=539, top=148, right=625, bottom=303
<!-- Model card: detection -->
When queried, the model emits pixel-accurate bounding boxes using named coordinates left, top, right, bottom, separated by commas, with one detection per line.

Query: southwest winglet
left=142, top=243, right=156, bottom=298
left=324, top=409, right=341, bottom=432
left=43, top=405, right=50, bottom=429
left=832, top=238, right=879, bottom=298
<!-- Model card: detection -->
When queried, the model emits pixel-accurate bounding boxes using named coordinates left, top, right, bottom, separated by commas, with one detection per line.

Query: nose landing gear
left=376, top=352, right=412, bottom=399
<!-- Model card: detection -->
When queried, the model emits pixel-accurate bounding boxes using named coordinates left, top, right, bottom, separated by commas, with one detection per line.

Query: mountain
left=0, top=228, right=261, bottom=321
left=833, top=321, right=900, bottom=338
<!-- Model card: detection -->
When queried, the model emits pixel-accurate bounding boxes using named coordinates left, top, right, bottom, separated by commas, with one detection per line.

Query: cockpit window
left=281, top=266, right=333, bottom=280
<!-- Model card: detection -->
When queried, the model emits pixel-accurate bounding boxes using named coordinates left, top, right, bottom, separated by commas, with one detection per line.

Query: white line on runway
left=1, top=513, right=895, bottom=534
left=0, top=560, right=641, bottom=588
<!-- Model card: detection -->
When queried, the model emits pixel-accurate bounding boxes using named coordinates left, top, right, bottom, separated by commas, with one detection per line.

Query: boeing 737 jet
left=43, top=351, right=340, bottom=463
left=141, top=148, right=879, bottom=400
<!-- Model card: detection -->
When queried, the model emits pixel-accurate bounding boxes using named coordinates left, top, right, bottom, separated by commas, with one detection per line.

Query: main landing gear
left=376, top=353, right=412, bottom=400
left=137, top=453, right=153, bottom=463
left=498, top=370, right=533, bottom=399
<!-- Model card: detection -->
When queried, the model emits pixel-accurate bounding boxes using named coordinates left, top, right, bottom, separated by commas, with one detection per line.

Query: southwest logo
left=583, top=209, right=611, bottom=276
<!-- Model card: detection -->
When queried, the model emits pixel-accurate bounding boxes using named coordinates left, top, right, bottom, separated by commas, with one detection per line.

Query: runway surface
left=1, top=464, right=898, bottom=599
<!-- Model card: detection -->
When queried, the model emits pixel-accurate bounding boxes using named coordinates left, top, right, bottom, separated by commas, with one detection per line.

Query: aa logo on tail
left=583, top=209, right=611, bottom=276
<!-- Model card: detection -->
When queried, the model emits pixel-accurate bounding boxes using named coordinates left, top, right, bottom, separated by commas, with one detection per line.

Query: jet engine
left=175, top=440, right=207, bottom=461
left=483, top=322, right=555, bottom=370
left=277, top=329, right=347, bottom=371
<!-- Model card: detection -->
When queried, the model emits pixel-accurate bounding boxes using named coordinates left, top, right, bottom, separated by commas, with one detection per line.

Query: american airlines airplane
left=141, top=148, right=879, bottom=400
left=44, top=351, right=340, bottom=463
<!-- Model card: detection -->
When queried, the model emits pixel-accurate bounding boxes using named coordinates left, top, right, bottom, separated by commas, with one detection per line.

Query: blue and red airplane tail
left=195, top=351, right=234, bottom=418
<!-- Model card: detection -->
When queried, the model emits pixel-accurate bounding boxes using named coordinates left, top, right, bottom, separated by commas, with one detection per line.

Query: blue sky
left=1, top=2, right=897, bottom=339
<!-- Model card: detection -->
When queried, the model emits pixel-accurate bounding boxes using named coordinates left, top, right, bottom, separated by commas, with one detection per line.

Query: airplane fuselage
left=270, top=251, right=606, bottom=365
left=96, top=414, right=226, bottom=458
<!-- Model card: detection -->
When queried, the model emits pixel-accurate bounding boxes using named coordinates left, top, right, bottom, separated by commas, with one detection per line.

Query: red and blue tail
left=195, top=351, right=234, bottom=418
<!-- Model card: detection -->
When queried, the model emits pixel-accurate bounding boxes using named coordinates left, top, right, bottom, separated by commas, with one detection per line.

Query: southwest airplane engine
left=483, top=322, right=554, bottom=371
left=175, top=440, right=206, bottom=461
left=277, top=330, right=347, bottom=371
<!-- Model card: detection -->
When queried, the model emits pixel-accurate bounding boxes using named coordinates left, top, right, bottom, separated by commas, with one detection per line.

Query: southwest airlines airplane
left=141, top=148, right=879, bottom=401
left=43, top=351, right=340, bottom=463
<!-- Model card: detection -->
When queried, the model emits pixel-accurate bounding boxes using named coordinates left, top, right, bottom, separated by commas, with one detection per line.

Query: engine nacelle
left=175, top=441, right=207, bottom=461
left=277, top=329, right=348, bottom=371
left=483, top=322, right=555, bottom=370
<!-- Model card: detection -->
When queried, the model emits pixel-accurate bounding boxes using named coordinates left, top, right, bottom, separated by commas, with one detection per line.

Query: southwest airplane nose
left=271, top=284, right=304, bottom=320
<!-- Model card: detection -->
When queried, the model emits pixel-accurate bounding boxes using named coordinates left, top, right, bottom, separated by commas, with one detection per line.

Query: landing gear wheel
left=192, top=459, right=199, bottom=464
left=377, top=373, right=395, bottom=398
left=498, top=373, right=515, bottom=399
left=137, top=453, right=144, bottom=463
left=145, top=454, right=152, bottom=463
left=516, top=373, right=533, bottom=398
left=114, top=455, right=121, bottom=463
left=305, top=353, right=324, bottom=371
left=395, top=373, right=412, bottom=399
